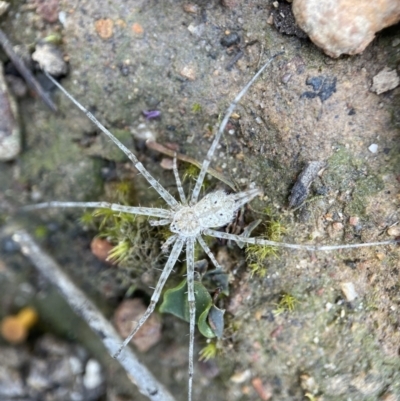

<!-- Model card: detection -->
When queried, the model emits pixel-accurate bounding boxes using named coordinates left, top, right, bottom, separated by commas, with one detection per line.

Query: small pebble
left=392, top=38, right=400, bottom=47
left=160, top=157, right=174, bottom=170
left=281, top=72, right=292, bottom=84
left=332, top=222, right=344, bottom=231
left=300, top=373, right=319, bottom=395
left=131, top=22, right=144, bottom=35
left=340, top=282, right=358, bottom=302
left=349, top=216, right=360, bottom=226
left=182, top=3, right=199, bottom=13
left=371, top=68, right=400, bottom=95
left=113, top=298, right=162, bottom=352
left=387, top=226, right=400, bottom=237
left=187, top=23, right=205, bottom=37
left=90, top=238, right=114, bottom=263
left=179, top=65, right=196, bottom=80
left=68, top=356, right=83, bottom=375
left=230, top=369, right=251, bottom=383
left=95, top=18, right=114, bottom=39
left=0, top=1, right=10, bottom=17
left=58, top=10, right=67, bottom=26
left=368, top=143, right=378, bottom=153
left=32, top=43, right=68, bottom=76
left=131, top=123, right=156, bottom=141
left=35, top=0, right=59, bottom=23
left=83, top=359, right=103, bottom=390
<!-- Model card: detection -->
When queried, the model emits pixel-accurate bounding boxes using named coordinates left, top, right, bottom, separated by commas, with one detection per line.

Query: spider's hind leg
left=113, top=237, right=185, bottom=358
left=173, top=152, right=187, bottom=205
left=231, top=188, right=262, bottom=208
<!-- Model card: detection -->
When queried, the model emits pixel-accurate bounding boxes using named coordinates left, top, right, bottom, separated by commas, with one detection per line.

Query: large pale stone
left=292, top=0, right=400, bottom=57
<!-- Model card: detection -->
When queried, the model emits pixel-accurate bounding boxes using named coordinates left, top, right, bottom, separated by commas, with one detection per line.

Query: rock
left=368, top=143, right=378, bottom=153
left=371, top=68, right=400, bottom=94
left=83, top=359, right=103, bottom=390
left=340, top=282, right=358, bottom=302
left=292, top=0, right=400, bottom=57
left=113, top=298, right=162, bottom=352
left=32, top=43, right=68, bottom=76
left=0, top=1, right=10, bottom=17
left=35, top=0, right=59, bottom=23
left=0, top=63, right=20, bottom=161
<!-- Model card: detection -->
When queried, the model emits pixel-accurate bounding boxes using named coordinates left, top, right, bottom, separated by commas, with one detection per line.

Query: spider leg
left=197, top=235, right=223, bottom=270
left=149, top=219, right=171, bottom=226
left=190, top=53, right=282, bottom=204
left=186, top=237, right=196, bottom=401
left=44, top=71, right=179, bottom=208
left=161, top=234, right=178, bottom=252
left=113, top=237, right=184, bottom=358
left=204, top=229, right=398, bottom=251
left=230, top=188, right=261, bottom=208
left=22, top=201, right=171, bottom=218
left=173, top=152, right=187, bottom=205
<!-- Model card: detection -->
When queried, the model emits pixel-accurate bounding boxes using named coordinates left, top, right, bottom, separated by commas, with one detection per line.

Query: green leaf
left=160, top=279, right=216, bottom=338
left=207, top=305, right=225, bottom=338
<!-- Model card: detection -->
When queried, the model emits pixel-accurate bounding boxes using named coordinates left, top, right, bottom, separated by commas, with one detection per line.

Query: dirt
left=0, top=1, right=399, bottom=401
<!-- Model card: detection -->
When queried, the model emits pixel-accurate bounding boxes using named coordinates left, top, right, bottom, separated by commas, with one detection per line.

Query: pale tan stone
left=293, top=0, right=400, bottom=57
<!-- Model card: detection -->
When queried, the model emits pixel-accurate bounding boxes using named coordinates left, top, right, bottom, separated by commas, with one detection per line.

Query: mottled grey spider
left=25, top=54, right=397, bottom=401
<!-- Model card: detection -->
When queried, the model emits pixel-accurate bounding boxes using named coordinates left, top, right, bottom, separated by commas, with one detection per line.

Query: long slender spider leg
left=22, top=201, right=171, bottom=218
left=113, top=237, right=184, bottom=358
left=190, top=52, right=283, bottom=204
left=186, top=237, right=196, bottom=401
left=173, top=152, right=187, bottom=204
left=231, top=188, right=262, bottom=208
left=204, top=229, right=398, bottom=251
left=44, top=71, right=179, bottom=208
left=161, top=234, right=178, bottom=253
left=197, top=235, right=224, bottom=271
left=149, top=219, right=171, bottom=226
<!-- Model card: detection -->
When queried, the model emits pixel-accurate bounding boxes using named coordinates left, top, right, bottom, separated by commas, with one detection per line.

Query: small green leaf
left=160, top=279, right=216, bottom=338
left=207, top=305, right=225, bottom=338
left=203, top=270, right=230, bottom=296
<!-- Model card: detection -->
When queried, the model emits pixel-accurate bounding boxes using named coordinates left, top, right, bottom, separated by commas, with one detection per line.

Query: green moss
left=34, top=225, right=48, bottom=239
left=273, top=293, right=300, bottom=316
left=245, top=210, right=285, bottom=277
left=199, top=341, right=218, bottom=361
left=192, top=103, right=202, bottom=113
left=347, top=175, right=384, bottom=215
left=325, top=147, right=384, bottom=216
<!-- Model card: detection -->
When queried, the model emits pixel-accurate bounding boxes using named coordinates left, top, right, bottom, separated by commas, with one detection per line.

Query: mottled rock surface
left=293, top=0, right=400, bottom=57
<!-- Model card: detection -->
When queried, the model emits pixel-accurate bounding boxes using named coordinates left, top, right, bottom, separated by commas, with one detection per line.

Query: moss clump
left=192, top=103, right=202, bottom=113
left=273, top=293, right=300, bottom=316
left=325, top=147, right=384, bottom=216
left=245, top=210, right=285, bottom=277
left=199, top=341, right=218, bottom=361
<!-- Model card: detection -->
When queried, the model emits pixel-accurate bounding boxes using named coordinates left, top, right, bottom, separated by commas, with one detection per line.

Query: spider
left=25, top=54, right=397, bottom=401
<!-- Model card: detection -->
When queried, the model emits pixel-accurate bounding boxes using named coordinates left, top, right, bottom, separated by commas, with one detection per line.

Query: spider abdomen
left=195, top=191, right=236, bottom=228
left=170, top=191, right=237, bottom=237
